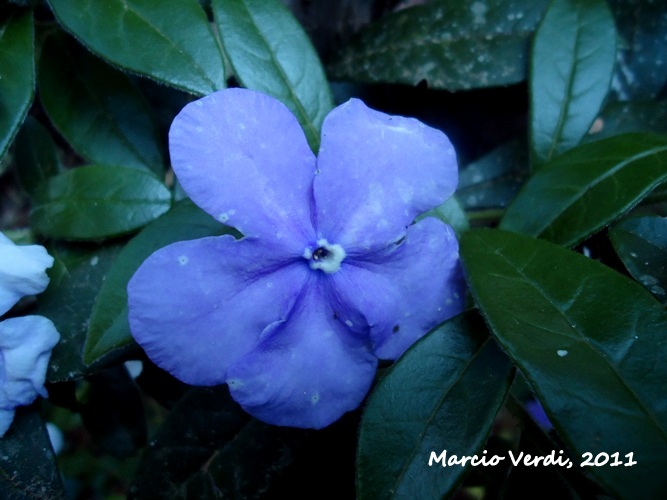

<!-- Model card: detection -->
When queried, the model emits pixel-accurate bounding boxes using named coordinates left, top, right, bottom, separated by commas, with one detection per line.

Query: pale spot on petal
left=218, top=209, right=236, bottom=223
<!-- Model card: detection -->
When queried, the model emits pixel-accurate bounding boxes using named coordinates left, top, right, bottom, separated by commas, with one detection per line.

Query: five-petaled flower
left=0, top=232, right=60, bottom=437
left=128, top=89, right=465, bottom=429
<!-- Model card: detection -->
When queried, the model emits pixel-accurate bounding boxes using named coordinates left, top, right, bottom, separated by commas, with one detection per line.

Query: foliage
left=1, top=0, right=666, bottom=497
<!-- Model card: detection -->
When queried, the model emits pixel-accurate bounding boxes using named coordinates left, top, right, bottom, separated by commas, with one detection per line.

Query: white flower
left=0, top=232, right=60, bottom=437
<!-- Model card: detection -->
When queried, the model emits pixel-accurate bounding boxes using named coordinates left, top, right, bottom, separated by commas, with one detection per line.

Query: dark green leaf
left=79, top=366, right=147, bottom=457
left=213, top=0, right=333, bottom=152
left=0, top=7, right=34, bottom=160
left=39, top=244, right=122, bottom=382
left=608, top=0, right=667, bottom=101
left=357, top=313, right=513, bottom=500
left=500, top=133, right=667, bottom=247
left=609, top=215, right=667, bottom=303
left=0, top=409, right=64, bottom=500
left=14, top=116, right=61, bottom=197
left=460, top=228, right=667, bottom=498
left=530, top=0, right=616, bottom=166
left=46, top=0, right=225, bottom=96
left=503, top=397, right=603, bottom=498
left=38, top=34, right=165, bottom=175
left=31, top=165, right=172, bottom=240
left=84, top=200, right=238, bottom=366
left=329, top=0, right=549, bottom=91
left=457, top=137, right=529, bottom=211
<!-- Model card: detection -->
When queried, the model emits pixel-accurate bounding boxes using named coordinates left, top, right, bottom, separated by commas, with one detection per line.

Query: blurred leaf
left=460, top=228, right=667, bottom=498
left=329, top=0, right=549, bottom=91
left=609, top=215, right=667, bottom=303
left=84, top=200, right=238, bottom=366
left=357, top=312, right=513, bottom=500
left=46, top=0, right=225, bottom=96
left=39, top=244, right=122, bottom=382
left=457, top=137, right=529, bottom=211
left=131, top=385, right=312, bottom=498
left=31, top=165, right=171, bottom=241
left=608, top=0, right=667, bottom=101
left=585, top=101, right=667, bottom=143
left=416, top=196, right=469, bottom=236
left=79, top=366, right=147, bottom=458
left=0, top=7, right=34, bottom=160
left=128, top=386, right=249, bottom=498
left=0, top=409, right=64, bottom=500
left=213, top=0, right=333, bottom=152
left=530, top=0, right=616, bottom=166
left=13, top=116, right=61, bottom=197
left=179, top=420, right=306, bottom=498
left=500, top=133, right=667, bottom=247
left=38, top=34, right=165, bottom=175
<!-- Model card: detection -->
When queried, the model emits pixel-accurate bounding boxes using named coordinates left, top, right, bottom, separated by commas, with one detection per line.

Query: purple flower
left=128, top=89, right=464, bottom=429
left=0, top=232, right=60, bottom=437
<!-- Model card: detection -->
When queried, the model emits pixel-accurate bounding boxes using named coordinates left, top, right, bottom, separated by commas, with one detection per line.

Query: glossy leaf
left=0, top=409, right=64, bottom=499
left=31, top=165, right=172, bottom=240
left=213, top=0, right=333, bottom=152
left=14, top=116, right=61, bottom=197
left=38, top=34, right=164, bottom=175
left=46, top=0, right=225, bottom=96
left=329, top=0, right=549, bottom=91
left=84, top=200, right=238, bottom=366
left=530, top=0, right=616, bottom=166
left=609, top=216, right=667, bottom=303
left=0, top=7, right=34, bottom=160
left=500, top=133, right=667, bottom=247
left=39, top=244, right=122, bottom=382
left=460, top=228, right=667, bottom=498
left=357, top=313, right=513, bottom=500
left=608, top=0, right=667, bottom=101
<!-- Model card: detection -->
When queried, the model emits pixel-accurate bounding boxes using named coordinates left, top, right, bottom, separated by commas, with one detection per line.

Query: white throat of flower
left=303, top=239, right=346, bottom=274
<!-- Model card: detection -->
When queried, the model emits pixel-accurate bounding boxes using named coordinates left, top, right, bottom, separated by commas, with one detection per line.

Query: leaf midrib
left=228, top=0, right=320, bottom=149
left=478, top=234, right=667, bottom=443
left=387, top=336, right=499, bottom=498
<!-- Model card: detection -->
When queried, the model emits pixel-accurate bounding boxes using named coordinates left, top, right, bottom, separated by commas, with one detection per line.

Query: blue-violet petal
left=169, top=88, right=316, bottom=244
left=128, top=235, right=309, bottom=385
left=313, top=99, right=458, bottom=251
left=227, top=276, right=377, bottom=429
left=331, top=217, right=465, bottom=359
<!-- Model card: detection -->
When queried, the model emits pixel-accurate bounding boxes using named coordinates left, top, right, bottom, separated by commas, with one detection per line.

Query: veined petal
left=226, top=276, right=377, bottom=429
left=0, top=316, right=60, bottom=409
left=331, top=218, right=465, bottom=360
left=127, top=236, right=309, bottom=386
left=313, top=99, right=458, bottom=250
left=0, top=233, right=54, bottom=316
left=169, top=89, right=316, bottom=244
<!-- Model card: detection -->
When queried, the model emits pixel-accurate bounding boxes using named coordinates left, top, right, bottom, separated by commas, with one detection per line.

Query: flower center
left=303, top=239, right=346, bottom=274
